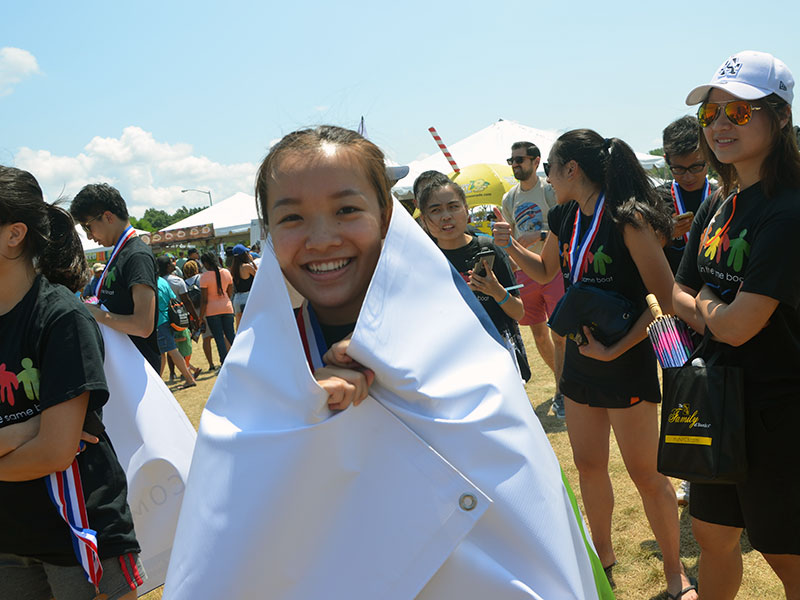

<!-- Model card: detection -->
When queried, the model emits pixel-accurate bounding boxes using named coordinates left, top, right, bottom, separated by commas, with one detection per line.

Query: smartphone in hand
left=473, top=248, right=495, bottom=277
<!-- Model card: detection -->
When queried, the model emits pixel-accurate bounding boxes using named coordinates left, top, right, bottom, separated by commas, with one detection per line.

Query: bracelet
left=499, top=238, right=513, bottom=249
left=497, top=290, right=510, bottom=306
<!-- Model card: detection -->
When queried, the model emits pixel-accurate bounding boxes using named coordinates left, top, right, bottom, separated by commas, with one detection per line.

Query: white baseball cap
left=685, top=50, right=794, bottom=106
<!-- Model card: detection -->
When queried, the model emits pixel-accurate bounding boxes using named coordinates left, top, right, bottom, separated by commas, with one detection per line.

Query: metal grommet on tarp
left=459, top=493, right=477, bottom=511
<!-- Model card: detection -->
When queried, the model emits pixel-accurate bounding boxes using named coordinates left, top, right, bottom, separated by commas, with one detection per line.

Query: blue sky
left=1, top=0, right=798, bottom=217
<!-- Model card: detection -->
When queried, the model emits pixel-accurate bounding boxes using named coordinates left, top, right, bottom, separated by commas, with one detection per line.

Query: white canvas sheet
left=164, top=200, right=612, bottom=599
left=100, top=326, right=197, bottom=595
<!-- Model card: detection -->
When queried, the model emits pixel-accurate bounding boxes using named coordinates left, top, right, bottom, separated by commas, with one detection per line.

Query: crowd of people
left=0, top=49, right=798, bottom=599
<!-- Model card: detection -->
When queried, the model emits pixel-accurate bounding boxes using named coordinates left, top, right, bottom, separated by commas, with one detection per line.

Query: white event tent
left=394, top=119, right=664, bottom=198
left=163, top=191, right=258, bottom=238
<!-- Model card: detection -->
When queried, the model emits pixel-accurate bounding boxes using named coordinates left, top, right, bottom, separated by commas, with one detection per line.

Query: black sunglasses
left=506, top=156, right=531, bottom=165
left=669, top=162, right=707, bottom=176
left=543, top=162, right=552, bottom=176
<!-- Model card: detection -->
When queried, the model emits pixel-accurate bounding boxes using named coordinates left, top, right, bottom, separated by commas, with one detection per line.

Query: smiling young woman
left=675, top=51, right=800, bottom=600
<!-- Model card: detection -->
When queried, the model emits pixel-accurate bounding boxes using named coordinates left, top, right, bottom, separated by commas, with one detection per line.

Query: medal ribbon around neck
left=296, top=302, right=328, bottom=371
left=671, top=179, right=710, bottom=243
left=701, top=192, right=737, bottom=252
left=568, top=192, right=605, bottom=284
left=94, top=225, right=137, bottom=298
left=45, top=459, right=104, bottom=592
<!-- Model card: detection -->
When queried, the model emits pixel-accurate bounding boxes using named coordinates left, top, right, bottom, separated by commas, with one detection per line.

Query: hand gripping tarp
left=164, top=200, right=613, bottom=600
left=100, top=325, right=197, bottom=594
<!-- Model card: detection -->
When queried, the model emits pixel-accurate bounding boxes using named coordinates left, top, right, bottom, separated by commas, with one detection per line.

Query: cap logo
left=780, top=81, right=787, bottom=91
left=719, top=57, right=743, bottom=79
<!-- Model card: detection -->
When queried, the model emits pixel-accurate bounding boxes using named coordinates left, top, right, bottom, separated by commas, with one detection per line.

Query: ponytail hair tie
left=603, top=138, right=612, bottom=152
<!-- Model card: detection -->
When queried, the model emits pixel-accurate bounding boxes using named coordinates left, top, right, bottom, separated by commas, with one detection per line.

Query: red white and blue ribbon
left=45, top=458, right=103, bottom=591
left=94, top=225, right=137, bottom=297
left=671, top=179, right=710, bottom=243
left=567, top=193, right=605, bottom=284
left=296, top=302, right=327, bottom=371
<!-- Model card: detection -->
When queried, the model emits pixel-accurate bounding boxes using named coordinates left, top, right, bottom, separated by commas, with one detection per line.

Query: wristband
left=499, top=238, right=512, bottom=249
left=497, top=290, right=510, bottom=306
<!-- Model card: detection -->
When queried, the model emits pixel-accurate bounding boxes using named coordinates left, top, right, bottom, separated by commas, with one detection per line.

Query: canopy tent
left=393, top=119, right=664, bottom=199
left=163, top=192, right=258, bottom=237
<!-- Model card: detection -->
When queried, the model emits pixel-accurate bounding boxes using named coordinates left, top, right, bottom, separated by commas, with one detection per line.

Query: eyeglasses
left=506, top=156, right=530, bottom=165
left=697, top=100, right=762, bottom=128
left=80, top=214, right=103, bottom=234
left=543, top=162, right=552, bottom=176
left=669, top=162, right=707, bottom=176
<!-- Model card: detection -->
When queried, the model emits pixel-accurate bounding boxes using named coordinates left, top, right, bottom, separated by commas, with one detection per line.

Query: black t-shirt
left=0, top=276, right=139, bottom=564
left=440, top=237, right=521, bottom=340
left=661, top=182, right=716, bottom=274
left=676, top=183, right=800, bottom=398
left=98, top=236, right=160, bottom=371
left=549, top=201, right=659, bottom=397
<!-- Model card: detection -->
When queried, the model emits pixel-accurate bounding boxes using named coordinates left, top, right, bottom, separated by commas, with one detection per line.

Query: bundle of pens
left=645, top=294, right=695, bottom=368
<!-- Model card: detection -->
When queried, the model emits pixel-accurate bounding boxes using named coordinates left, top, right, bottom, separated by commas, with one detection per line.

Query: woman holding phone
left=417, top=175, right=529, bottom=380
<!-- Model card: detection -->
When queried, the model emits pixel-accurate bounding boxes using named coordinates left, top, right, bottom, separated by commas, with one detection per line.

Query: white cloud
left=14, top=126, right=258, bottom=217
left=0, top=47, right=40, bottom=96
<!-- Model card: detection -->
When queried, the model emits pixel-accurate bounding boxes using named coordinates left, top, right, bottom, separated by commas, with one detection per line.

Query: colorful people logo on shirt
left=0, top=364, right=20, bottom=406
left=701, top=224, right=750, bottom=272
left=590, top=245, right=613, bottom=275
left=727, top=229, right=750, bottom=271
left=105, top=266, right=117, bottom=288
left=17, top=358, right=40, bottom=401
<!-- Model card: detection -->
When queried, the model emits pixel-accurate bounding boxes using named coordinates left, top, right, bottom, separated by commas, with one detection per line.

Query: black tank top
left=548, top=201, right=659, bottom=398
left=234, top=269, right=254, bottom=293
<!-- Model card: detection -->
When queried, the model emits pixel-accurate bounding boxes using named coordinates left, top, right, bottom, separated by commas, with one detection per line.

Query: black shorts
left=560, top=379, right=660, bottom=409
left=689, top=396, right=800, bottom=555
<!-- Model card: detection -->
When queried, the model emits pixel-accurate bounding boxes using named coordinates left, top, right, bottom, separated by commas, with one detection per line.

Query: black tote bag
left=658, top=332, right=747, bottom=484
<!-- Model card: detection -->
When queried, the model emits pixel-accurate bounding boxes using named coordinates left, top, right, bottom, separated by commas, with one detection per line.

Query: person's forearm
left=598, top=309, right=650, bottom=361
left=89, top=306, right=154, bottom=338
left=695, top=286, right=774, bottom=347
left=497, top=293, right=524, bottom=321
left=673, top=284, right=705, bottom=333
left=0, top=418, right=40, bottom=458
left=505, top=240, right=555, bottom=284
left=0, top=432, right=77, bottom=481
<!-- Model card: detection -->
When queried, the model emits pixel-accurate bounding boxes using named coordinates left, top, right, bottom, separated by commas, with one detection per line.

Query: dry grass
left=141, top=332, right=783, bottom=599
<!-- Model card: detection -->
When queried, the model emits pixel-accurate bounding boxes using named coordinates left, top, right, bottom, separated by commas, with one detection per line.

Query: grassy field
left=142, top=331, right=782, bottom=599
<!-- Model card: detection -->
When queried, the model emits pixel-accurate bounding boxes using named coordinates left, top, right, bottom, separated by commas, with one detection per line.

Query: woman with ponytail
left=0, top=166, right=143, bottom=598
left=199, top=252, right=235, bottom=364
left=493, top=130, right=696, bottom=599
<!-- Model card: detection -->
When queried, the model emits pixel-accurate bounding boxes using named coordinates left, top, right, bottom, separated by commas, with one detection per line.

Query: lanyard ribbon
left=296, top=302, right=328, bottom=371
left=45, top=458, right=103, bottom=591
left=701, top=192, right=737, bottom=252
left=94, top=226, right=137, bottom=298
left=671, top=179, right=710, bottom=243
left=568, top=193, right=605, bottom=284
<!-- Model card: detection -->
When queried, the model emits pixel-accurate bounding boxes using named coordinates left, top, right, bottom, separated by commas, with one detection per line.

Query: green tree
left=142, top=208, right=172, bottom=231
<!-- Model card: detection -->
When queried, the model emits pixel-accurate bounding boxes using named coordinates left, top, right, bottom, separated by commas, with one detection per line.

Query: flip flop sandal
left=602, top=561, right=617, bottom=589
left=667, top=580, right=698, bottom=600
left=177, top=382, right=197, bottom=390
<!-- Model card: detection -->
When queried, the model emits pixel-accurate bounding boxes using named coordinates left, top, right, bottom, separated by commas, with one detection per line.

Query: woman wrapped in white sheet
left=164, top=126, right=614, bottom=599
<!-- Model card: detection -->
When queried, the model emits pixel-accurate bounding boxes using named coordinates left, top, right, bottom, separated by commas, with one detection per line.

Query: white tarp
left=162, top=192, right=257, bottom=238
left=395, top=119, right=664, bottom=198
left=164, top=199, right=612, bottom=599
left=99, top=325, right=197, bottom=595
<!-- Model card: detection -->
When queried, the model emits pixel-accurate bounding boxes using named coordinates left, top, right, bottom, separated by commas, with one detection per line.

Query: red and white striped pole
left=428, top=127, right=460, bottom=174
